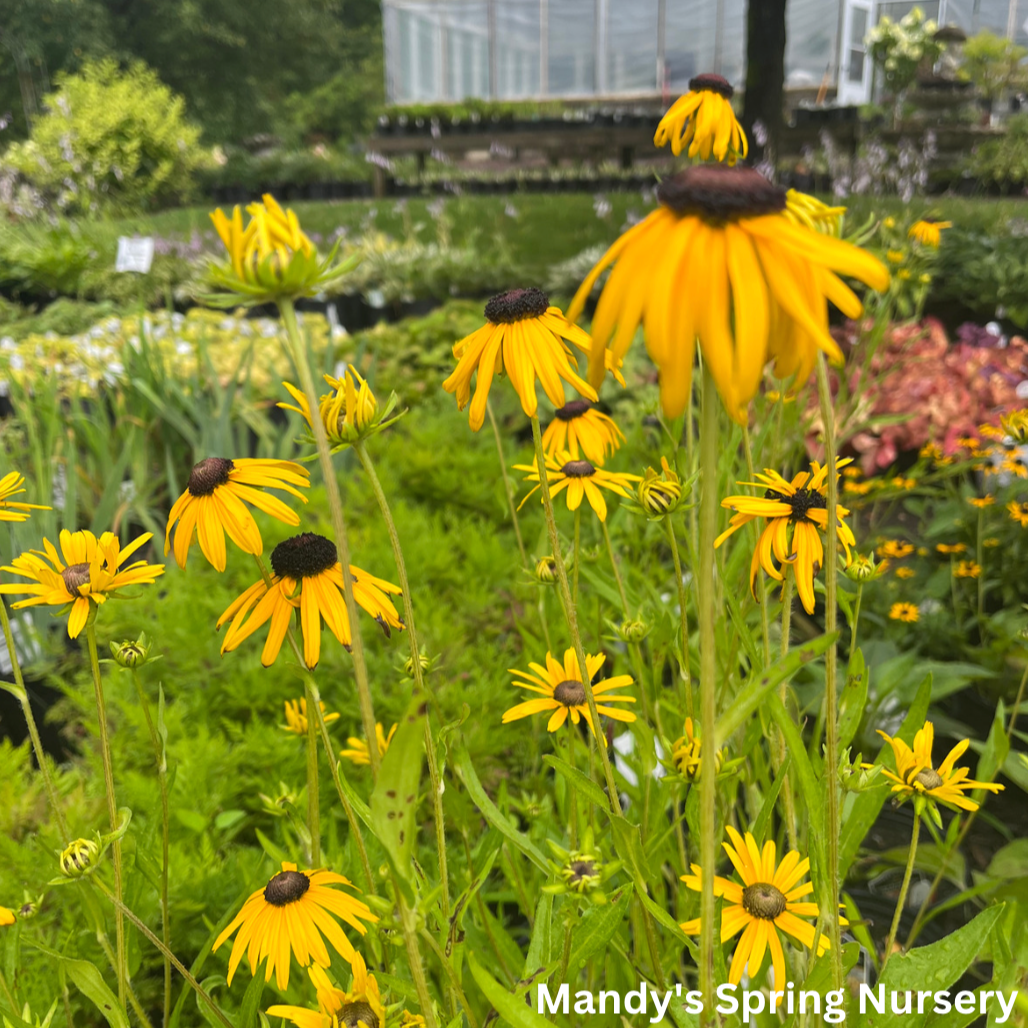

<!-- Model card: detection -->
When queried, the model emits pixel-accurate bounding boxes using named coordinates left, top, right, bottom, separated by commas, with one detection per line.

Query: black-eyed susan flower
left=340, top=723, right=397, bottom=766
left=714, top=458, right=855, bottom=615
left=217, top=533, right=403, bottom=669
left=954, top=560, right=981, bottom=578
left=653, top=74, right=747, bottom=164
left=515, top=453, right=641, bottom=522
left=279, top=366, right=401, bottom=452
left=783, top=190, right=846, bottom=236
left=268, top=956, right=385, bottom=1028
left=207, top=195, right=356, bottom=304
left=0, top=472, right=49, bottom=523
left=679, top=826, right=842, bottom=986
left=282, top=697, right=340, bottom=736
left=877, top=540, right=915, bottom=559
left=873, top=722, right=1003, bottom=812
left=568, top=165, right=889, bottom=422
left=442, top=289, right=601, bottom=432
left=895, top=566, right=916, bottom=579
left=1000, top=408, right=1028, bottom=443
left=541, top=400, right=624, bottom=465
left=165, top=458, right=309, bottom=572
left=1008, top=501, right=1028, bottom=527
left=214, top=861, right=377, bottom=991
left=889, top=602, right=919, bottom=622
left=0, top=531, right=164, bottom=638
left=542, top=828, right=621, bottom=902
left=502, top=648, right=635, bottom=735
left=0, top=906, right=14, bottom=927
left=908, top=218, right=951, bottom=248
left=968, top=496, right=995, bottom=509
left=670, top=718, right=722, bottom=782
left=936, top=543, right=967, bottom=555
left=637, top=457, right=683, bottom=517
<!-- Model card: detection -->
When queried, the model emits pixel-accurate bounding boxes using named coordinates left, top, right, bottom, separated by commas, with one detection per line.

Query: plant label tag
left=116, top=236, right=154, bottom=274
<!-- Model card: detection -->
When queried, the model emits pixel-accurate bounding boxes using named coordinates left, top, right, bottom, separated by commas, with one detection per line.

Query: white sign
left=115, top=236, right=155, bottom=274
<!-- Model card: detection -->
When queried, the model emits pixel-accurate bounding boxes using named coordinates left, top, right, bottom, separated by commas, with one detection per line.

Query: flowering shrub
left=866, top=7, right=944, bottom=98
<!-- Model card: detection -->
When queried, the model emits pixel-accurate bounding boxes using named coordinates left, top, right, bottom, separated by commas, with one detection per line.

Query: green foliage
left=960, top=30, right=1028, bottom=101
left=963, top=113, right=1028, bottom=190
left=5, top=59, right=205, bottom=214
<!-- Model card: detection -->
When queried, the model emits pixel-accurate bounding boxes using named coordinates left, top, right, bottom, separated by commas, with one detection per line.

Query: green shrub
left=963, top=112, right=1028, bottom=188
left=4, top=58, right=206, bottom=215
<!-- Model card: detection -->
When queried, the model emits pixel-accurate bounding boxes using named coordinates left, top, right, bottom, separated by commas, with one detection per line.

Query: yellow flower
left=0, top=472, right=50, bottom=523
left=715, top=458, right=855, bottom=615
left=908, top=219, right=951, bottom=248
left=442, top=289, right=602, bottom=432
left=889, top=602, right=919, bottom=622
left=895, top=566, right=916, bottom=579
left=1008, top=501, right=1028, bottom=527
left=898, top=269, right=911, bottom=280
left=984, top=537, right=1001, bottom=547
left=968, top=496, right=995, bottom=508
left=877, top=540, right=914, bottom=559
left=1003, top=456, right=1028, bottom=478
left=670, top=718, right=721, bottom=782
left=891, top=476, right=916, bottom=490
left=400, top=1015, right=427, bottom=1028
left=165, top=458, right=309, bottom=572
left=214, top=862, right=377, bottom=992
left=783, top=190, right=846, bottom=236
left=886, top=249, right=905, bottom=263
left=207, top=195, right=354, bottom=303
left=268, top=956, right=385, bottom=1028
left=936, top=543, right=966, bottom=554
left=954, top=560, right=981, bottom=578
left=1000, top=408, right=1028, bottom=443
left=282, top=697, right=340, bottom=736
left=502, top=648, right=636, bottom=735
left=568, top=165, right=888, bottom=422
left=873, top=722, right=1003, bottom=812
left=653, top=73, right=748, bottom=164
left=679, top=826, right=842, bottom=986
left=217, top=533, right=403, bottom=669
left=541, top=401, right=624, bottom=465
left=279, top=366, right=388, bottom=450
left=637, top=456, right=683, bottom=517
left=0, top=531, right=164, bottom=638
left=515, top=453, right=641, bottom=523
left=340, top=723, right=397, bottom=767
left=0, top=906, right=14, bottom=927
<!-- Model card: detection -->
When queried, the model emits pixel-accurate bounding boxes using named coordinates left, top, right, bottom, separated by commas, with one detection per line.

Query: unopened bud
left=616, top=618, right=650, bottom=643
left=535, top=556, right=558, bottom=584
left=844, top=553, right=888, bottom=582
left=404, top=652, right=431, bottom=678
left=637, top=457, right=683, bottom=517
left=60, top=838, right=100, bottom=878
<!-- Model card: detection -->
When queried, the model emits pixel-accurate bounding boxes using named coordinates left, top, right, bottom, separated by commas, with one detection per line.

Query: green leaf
left=839, top=647, right=868, bottom=751
left=60, top=957, right=130, bottom=1028
left=752, top=754, right=790, bottom=843
left=637, top=889, right=699, bottom=958
left=567, top=889, right=630, bottom=977
left=453, top=745, right=549, bottom=873
left=523, top=893, right=553, bottom=978
left=157, top=684, right=169, bottom=775
left=370, top=691, right=428, bottom=902
left=235, top=973, right=265, bottom=1028
left=254, top=828, right=289, bottom=866
left=715, top=632, right=838, bottom=746
left=468, top=951, right=556, bottom=1028
left=544, top=755, right=607, bottom=809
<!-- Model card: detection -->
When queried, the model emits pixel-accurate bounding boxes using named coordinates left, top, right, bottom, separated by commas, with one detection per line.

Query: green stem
left=278, top=297, right=380, bottom=775
left=566, top=720, right=579, bottom=848
left=303, top=678, right=321, bottom=866
left=882, top=814, right=919, bottom=973
left=777, top=573, right=798, bottom=852
left=573, top=508, right=581, bottom=608
left=129, top=670, right=172, bottom=1028
left=486, top=400, right=527, bottom=569
left=601, top=519, right=629, bottom=615
left=395, top=876, right=439, bottom=1028
left=0, top=597, right=69, bottom=843
left=697, top=366, right=719, bottom=1024
left=93, top=879, right=234, bottom=1028
left=354, top=440, right=450, bottom=923
left=84, top=621, right=126, bottom=1008
left=977, top=508, right=985, bottom=643
left=815, top=353, right=843, bottom=993
left=664, top=516, right=694, bottom=719
left=742, top=426, right=772, bottom=669
left=851, top=583, right=864, bottom=656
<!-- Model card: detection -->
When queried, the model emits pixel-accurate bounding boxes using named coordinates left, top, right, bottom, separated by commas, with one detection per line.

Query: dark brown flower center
left=263, top=869, right=311, bottom=906
left=657, top=166, right=787, bottom=222
left=765, top=486, right=827, bottom=523
left=270, top=533, right=338, bottom=580
left=187, top=457, right=234, bottom=497
left=339, top=1002, right=380, bottom=1028
left=61, top=563, right=91, bottom=594
left=484, top=288, right=550, bottom=325
left=915, top=768, right=944, bottom=790
left=569, top=859, right=597, bottom=881
left=560, top=459, right=596, bottom=478
left=553, top=679, right=586, bottom=707
left=689, top=72, right=734, bottom=99
left=742, top=882, right=788, bottom=920
left=554, top=400, right=593, bottom=422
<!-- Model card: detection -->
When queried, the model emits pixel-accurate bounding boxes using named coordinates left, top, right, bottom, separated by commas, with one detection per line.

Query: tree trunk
left=741, top=0, right=788, bottom=175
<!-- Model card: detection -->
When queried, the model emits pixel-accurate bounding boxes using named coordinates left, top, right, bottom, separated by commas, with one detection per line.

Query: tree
left=741, top=0, right=788, bottom=172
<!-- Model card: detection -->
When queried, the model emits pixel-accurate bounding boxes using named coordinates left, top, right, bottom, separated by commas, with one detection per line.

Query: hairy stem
left=665, top=516, right=694, bottom=719
left=882, top=814, right=919, bottom=973
left=487, top=400, right=527, bottom=569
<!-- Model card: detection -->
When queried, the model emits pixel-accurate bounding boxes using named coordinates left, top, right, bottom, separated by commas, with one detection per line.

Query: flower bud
left=844, top=553, right=888, bottom=582
left=404, top=652, right=431, bottom=678
left=60, top=838, right=100, bottom=878
left=534, top=556, right=559, bottom=584
left=616, top=618, right=650, bottom=643
left=109, top=632, right=152, bottom=669
left=637, top=457, right=683, bottom=517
